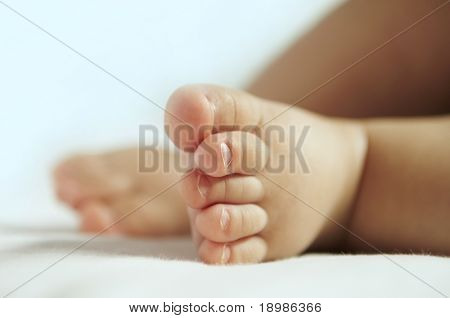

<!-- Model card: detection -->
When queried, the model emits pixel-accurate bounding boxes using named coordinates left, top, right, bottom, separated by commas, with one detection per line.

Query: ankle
left=310, top=119, right=368, bottom=252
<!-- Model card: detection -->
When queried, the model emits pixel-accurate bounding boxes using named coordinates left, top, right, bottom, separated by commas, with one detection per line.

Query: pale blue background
left=0, top=0, right=340, bottom=225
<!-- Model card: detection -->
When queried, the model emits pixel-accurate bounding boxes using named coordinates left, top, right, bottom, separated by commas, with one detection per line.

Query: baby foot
left=165, top=84, right=367, bottom=263
left=54, top=148, right=189, bottom=236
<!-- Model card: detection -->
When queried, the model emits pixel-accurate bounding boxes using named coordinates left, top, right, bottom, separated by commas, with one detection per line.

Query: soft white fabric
left=1, top=0, right=448, bottom=298
left=1, top=228, right=449, bottom=297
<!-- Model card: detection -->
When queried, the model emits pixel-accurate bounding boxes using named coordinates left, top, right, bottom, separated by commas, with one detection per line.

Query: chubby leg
left=249, top=0, right=450, bottom=117
left=348, top=115, right=450, bottom=255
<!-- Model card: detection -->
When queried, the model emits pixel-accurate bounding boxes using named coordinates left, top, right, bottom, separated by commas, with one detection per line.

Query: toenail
left=220, top=207, right=230, bottom=232
left=221, top=244, right=230, bottom=264
left=220, top=142, right=232, bottom=168
left=197, top=173, right=210, bottom=198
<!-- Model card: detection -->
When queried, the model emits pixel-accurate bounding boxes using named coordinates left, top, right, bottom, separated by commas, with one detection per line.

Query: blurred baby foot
left=54, top=148, right=189, bottom=236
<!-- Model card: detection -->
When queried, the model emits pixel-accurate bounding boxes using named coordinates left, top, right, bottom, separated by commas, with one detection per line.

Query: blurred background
left=0, top=0, right=341, bottom=228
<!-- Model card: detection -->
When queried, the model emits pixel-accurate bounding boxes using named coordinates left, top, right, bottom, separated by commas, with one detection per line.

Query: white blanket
left=1, top=226, right=449, bottom=297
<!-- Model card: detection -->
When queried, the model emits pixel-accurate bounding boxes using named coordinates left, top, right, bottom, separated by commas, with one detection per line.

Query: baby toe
left=193, top=131, right=269, bottom=177
left=53, top=157, right=86, bottom=206
left=79, top=201, right=119, bottom=234
left=165, top=84, right=264, bottom=152
left=195, top=204, right=267, bottom=243
left=198, top=236, right=267, bottom=264
left=179, top=170, right=264, bottom=209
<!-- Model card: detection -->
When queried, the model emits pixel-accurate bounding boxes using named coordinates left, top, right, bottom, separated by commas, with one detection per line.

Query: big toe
left=54, top=157, right=89, bottom=206
left=165, top=84, right=268, bottom=152
left=54, top=154, right=132, bottom=207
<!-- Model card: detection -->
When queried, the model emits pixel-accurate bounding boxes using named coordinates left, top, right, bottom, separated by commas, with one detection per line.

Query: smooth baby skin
left=165, top=84, right=367, bottom=263
left=54, top=148, right=189, bottom=236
